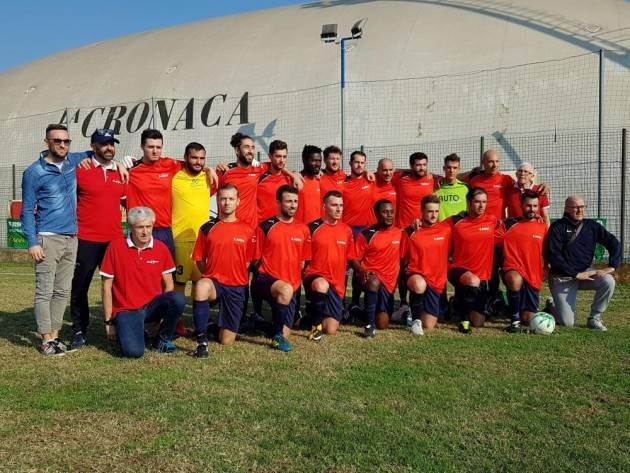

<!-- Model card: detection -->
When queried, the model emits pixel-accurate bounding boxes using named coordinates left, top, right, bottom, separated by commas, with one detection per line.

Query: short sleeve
left=354, top=232, right=368, bottom=261
left=191, top=229, right=206, bottom=262
left=99, top=243, right=116, bottom=278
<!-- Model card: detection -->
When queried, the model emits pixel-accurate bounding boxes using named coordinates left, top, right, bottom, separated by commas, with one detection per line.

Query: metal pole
left=480, top=136, right=485, bottom=164
left=597, top=49, right=604, bottom=218
left=621, top=128, right=627, bottom=259
left=340, top=38, right=346, bottom=168
left=12, top=164, right=16, bottom=201
left=150, top=97, right=155, bottom=128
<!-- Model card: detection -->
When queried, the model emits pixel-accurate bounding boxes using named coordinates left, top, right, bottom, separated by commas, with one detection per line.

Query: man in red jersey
left=319, top=145, right=346, bottom=199
left=257, top=140, right=292, bottom=223
left=505, top=162, right=551, bottom=227
left=351, top=199, right=403, bottom=338
left=502, top=190, right=548, bottom=332
left=372, top=158, right=397, bottom=210
left=69, top=128, right=127, bottom=350
left=190, top=184, right=256, bottom=356
left=126, top=129, right=218, bottom=258
left=448, top=187, right=504, bottom=332
left=253, top=185, right=311, bottom=352
left=392, top=152, right=438, bottom=322
left=295, top=145, right=323, bottom=224
left=467, top=150, right=514, bottom=220
left=403, top=194, right=452, bottom=336
left=100, top=207, right=186, bottom=358
left=303, top=190, right=356, bottom=340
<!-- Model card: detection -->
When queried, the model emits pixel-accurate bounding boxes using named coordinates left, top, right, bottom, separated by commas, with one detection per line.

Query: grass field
left=0, top=262, right=628, bottom=472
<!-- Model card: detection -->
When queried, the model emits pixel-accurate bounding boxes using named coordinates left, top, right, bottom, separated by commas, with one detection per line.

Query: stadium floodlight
left=320, top=24, right=338, bottom=43
left=320, top=18, right=368, bottom=163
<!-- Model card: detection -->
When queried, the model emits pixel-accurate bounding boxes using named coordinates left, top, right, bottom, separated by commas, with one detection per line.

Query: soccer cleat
left=271, top=334, right=293, bottom=352
left=52, top=338, right=72, bottom=354
left=363, top=325, right=376, bottom=338
left=586, top=318, right=608, bottom=331
left=543, top=296, right=555, bottom=315
left=153, top=338, right=177, bottom=353
left=70, top=333, right=87, bottom=351
left=308, top=324, right=323, bottom=342
left=348, top=304, right=363, bottom=323
left=505, top=323, right=523, bottom=334
left=39, top=341, right=63, bottom=356
left=192, top=343, right=209, bottom=358
left=410, top=319, right=424, bottom=336
left=391, top=304, right=410, bottom=323
left=458, top=321, right=472, bottom=334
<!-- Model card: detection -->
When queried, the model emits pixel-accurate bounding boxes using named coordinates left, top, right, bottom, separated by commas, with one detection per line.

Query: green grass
left=0, top=262, right=628, bottom=472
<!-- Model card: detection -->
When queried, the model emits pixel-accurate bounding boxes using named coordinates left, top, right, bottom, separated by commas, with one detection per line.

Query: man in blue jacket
left=545, top=195, right=621, bottom=331
left=21, top=124, right=90, bottom=355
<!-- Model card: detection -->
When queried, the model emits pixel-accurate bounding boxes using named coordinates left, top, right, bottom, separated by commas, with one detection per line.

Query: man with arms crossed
left=100, top=207, right=186, bottom=358
left=352, top=200, right=403, bottom=338
left=303, top=190, right=356, bottom=341
left=448, top=188, right=503, bottom=333
left=502, top=190, right=548, bottom=333
left=253, top=185, right=311, bottom=352
left=69, top=128, right=127, bottom=350
left=403, top=194, right=452, bottom=336
left=190, top=184, right=256, bottom=357
left=545, top=196, right=620, bottom=330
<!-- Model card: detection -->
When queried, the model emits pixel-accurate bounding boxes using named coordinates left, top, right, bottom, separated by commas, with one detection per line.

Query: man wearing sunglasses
left=545, top=196, right=621, bottom=331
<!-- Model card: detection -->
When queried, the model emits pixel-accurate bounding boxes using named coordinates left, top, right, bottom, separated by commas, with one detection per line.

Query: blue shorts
left=303, top=274, right=344, bottom=321
left=518, top=279, right=540, bottom=313
left=213, top=280, right=247, bottom=333
left=369, top=285, right=394, bottom=315
left=406, top=272, right=445, bottom=317
left=153, top=227, right=175, bottom=259
left=448, top=266, right=488, bottom=313
left=254, top=272, right=298, bottom=325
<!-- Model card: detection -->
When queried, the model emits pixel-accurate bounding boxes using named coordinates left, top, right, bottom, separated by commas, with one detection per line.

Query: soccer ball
left=529, top=312, right=556, bottom=335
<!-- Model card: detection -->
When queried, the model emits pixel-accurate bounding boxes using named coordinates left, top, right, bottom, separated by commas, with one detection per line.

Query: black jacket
left=545, top=215, right=621, bottom=277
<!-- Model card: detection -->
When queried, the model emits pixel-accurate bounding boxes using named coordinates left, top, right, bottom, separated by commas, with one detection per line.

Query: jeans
left=114, top=291, right=185, bottom=358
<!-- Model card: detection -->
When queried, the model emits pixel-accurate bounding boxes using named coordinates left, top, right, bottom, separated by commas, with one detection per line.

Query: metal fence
left=1, top=50, right=628, bottom=256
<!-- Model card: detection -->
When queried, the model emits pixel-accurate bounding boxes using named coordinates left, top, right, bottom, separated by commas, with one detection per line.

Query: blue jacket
left=20, top=150, right=88, bottom=247
left=545, top=215, right=622, bottom=277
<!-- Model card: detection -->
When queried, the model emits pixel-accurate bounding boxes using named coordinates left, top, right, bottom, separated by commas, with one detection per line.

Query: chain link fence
left=1, top=51, right=628, bottom=257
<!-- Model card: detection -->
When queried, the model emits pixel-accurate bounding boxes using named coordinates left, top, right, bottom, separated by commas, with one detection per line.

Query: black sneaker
left=39, top=341, right=63, bottom=356
left=192, top=343, right=209, bottom=358
left=363, top=325, right=376, bottom=338
left=52, top=338, right=71, bottom=354
left=505, top=323, right=523, bottom=334
left=70, top=333, right=87, bottom=350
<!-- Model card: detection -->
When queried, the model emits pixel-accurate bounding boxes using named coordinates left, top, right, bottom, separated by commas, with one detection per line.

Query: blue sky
left=0, top=0, right=305, bottom=72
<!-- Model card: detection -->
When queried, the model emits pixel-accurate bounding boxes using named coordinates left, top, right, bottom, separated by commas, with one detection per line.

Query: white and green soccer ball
left=529, top=311, right=556, bottom=335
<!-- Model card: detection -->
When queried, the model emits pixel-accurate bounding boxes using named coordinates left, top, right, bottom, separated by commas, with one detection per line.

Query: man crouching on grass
left=100, top=207, right=185, bottom=358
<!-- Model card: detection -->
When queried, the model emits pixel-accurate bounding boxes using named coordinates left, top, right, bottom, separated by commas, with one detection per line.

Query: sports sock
left=192, top=300, right=210, bottom=337
left=351, top=274, right=362, bottom=307
left=309, top=290, right=327, bottom=327
left=364, top=289, right=378, bottom=328
left=507, top=289, right=521, bottom=325
left=272, top=302, right=291, bottom=335
left=409, top=291, right=424, bottom=320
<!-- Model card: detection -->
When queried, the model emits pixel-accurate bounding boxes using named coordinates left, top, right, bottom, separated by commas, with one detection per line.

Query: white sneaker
left=586, top=318, right=608, bottom=331
left=410, top=319, right=424, bottom=336
left=391, top=304, right=410, bottom=323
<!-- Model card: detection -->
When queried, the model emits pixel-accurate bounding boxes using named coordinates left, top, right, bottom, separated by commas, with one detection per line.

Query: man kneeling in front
left=100, top=206, right=185, bottom=357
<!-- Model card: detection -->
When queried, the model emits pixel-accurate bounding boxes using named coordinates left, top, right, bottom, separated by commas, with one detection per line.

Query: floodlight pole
left=340, top=36, right=350, bottom=161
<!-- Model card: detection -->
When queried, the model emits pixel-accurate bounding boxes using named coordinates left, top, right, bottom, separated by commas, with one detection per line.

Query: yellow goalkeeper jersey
left=171, top=169, right=211, bottom=242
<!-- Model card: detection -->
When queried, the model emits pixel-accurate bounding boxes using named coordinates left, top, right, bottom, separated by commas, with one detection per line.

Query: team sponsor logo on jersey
left=112, top=179, right=123, bottom=184
left=478, top=227, right=490, bottom=231
left=532, top=234, right=543, bottom=239
left=336, top=240, right=347, bottom=245
left=392, top=240, right=400, bottom=245
left=248, top=173, right=257, bottom=177
left=493, top=184, right=503, bottom=189
left=291, top=237, right=303, bottom=242
left=146, top=259, right=160, bottom=264
left=361, top=185, right=370, bottom=190
left=158, top=173, right=170, bottom=178
left=233, top=237, right=246, bottom=243
left=433, top=236, right=445, bottom=241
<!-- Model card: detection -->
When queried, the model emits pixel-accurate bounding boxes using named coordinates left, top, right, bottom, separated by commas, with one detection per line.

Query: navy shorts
left=153, top=227, right=175, bottom=259
left=367, top=285, right=394, bottom=315
left=303, top=274, right=344, bottom=321
left=406, top=272, right=445, bottom=317
left=501, top=271, right=540, bottom=312
left=214, top=280, right=247, bottom=333
left=448, top=266, right=488, bottom=313
left=254, top=272, right=298, bottom=322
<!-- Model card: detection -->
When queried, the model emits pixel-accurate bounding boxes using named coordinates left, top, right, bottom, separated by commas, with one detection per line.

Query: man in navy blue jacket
left=545, top=195, right=621, bottom=331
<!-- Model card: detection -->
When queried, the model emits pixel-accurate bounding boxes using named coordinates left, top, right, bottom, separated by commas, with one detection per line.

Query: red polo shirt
left=403, top=222, right=452, bottom=292
left=449, top=213, right=503, bottom=280
left=502, top=218, right=547, bottom=290
left=76, top=159, right=126, bottom=242
left=372, top=180, right=398, bottom=211
left=100, top=237, right=176, bottom=316
left=505, top=183, right=550, bottom=219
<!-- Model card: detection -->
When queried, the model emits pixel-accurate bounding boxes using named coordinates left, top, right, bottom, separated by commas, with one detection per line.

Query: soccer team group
left=21, top=125, right=621, bottom=357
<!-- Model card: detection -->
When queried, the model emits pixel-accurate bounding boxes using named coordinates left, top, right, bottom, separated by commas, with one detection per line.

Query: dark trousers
left=114, top=292, right=186, bottom=358
left=70, top=239, right=109, bottom=335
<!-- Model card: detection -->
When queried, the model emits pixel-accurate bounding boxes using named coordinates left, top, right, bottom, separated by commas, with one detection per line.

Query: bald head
left=564, top=195, right=586, bottom=221
left=481, top=149, right=500, bottom=175
left=376, top=157, right=394, bottom=183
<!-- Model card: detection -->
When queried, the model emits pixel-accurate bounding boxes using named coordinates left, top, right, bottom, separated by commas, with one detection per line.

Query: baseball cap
left=91, top=128, right=120, bottom=144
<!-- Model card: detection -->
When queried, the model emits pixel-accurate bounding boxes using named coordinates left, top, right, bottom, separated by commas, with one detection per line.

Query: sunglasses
left=48, top=138, right=72, bottom=145
left=95, top=128, right=116, bottom=137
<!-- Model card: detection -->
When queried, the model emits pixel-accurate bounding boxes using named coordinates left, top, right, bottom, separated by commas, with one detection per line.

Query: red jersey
left=303, top=219, right=356, bottom=298
left=295, top=174, right=321, bottom=224
left=393, top=171, right=437, bottom=228
left=403, top=222, right=452, bottom=292
left=191, top=218, right=255, bottom=286
left=100, top=237, right=176, bottom=316
left=256, top=170, right=291, bottom=223
left=468, top=172, right=514, bottom=220
left=127, top=157, right=182, bottom=228
left=76, top=159, right=126, bottom=242
left=354, top=225, right=404, bottom=293
left=255, top=217, right=311, bottom=291
left=449, top=213, right=503, bottom=280
left=372, top=180, right=398, bottom=211
left=319, top=169, right=346, bottom=201
left=219, top=162, right=269, bottom=228
left=342, top=174, right=375, bottom=227
left=505, top=183, right=550, bottom=219
left=502, top=218, right=547, bottom=290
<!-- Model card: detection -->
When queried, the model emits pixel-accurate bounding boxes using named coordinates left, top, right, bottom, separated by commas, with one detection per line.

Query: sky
left=0, top=0, right=307, bottom=72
